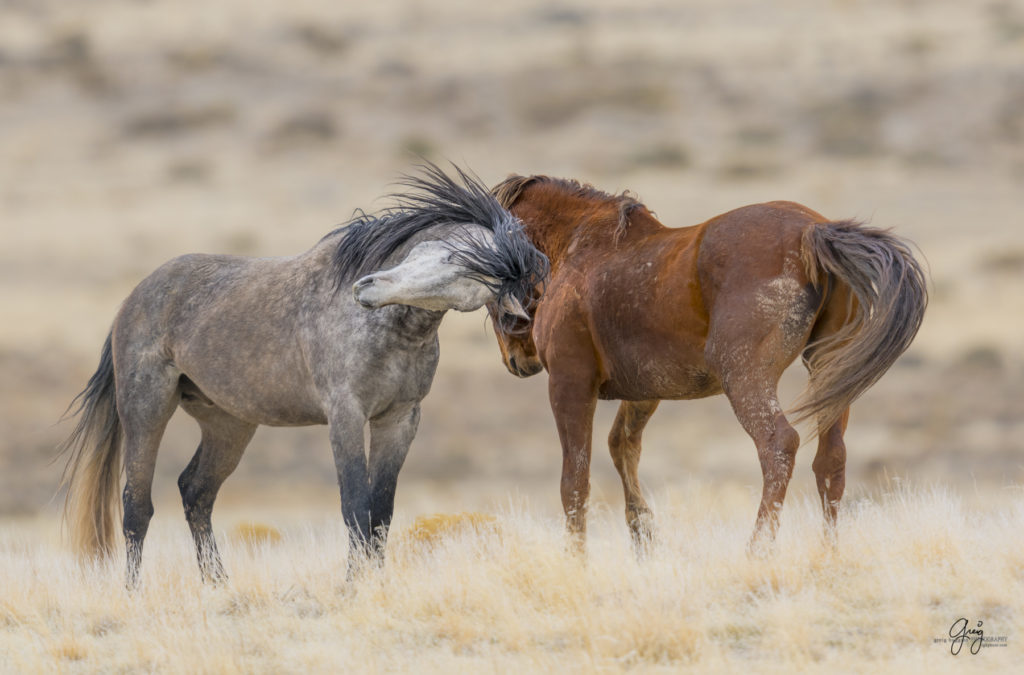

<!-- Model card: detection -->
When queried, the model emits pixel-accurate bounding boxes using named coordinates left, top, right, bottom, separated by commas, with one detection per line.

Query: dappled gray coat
left=58, top=164, right=548, bottom=587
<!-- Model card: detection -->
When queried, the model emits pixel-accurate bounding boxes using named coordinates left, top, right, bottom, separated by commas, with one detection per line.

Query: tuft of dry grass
left=228, top=522, right=283, bottom=550
left=1, top=485, right=1020, bottom=673
left=400, top=512, right=499, bottom=548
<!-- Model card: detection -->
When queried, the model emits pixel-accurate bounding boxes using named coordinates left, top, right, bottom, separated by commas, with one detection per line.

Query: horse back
left=559, top=202, right=826, bottom=400
left=112, top=251, right=331, bottom=426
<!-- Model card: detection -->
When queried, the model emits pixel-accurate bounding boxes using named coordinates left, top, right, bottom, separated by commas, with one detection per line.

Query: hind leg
left=811, top=407, right=849, bottom=540
left=724, top=372, right=800, bottom=548
left=708, top=335, right=799, bottom=547
left=116, top=362, right=181, bottom=589
left=178, top=405, right=256, bottom=583
left=608, top=400, right=659, bottom=556
left=709, top=331, right=812, bottom=548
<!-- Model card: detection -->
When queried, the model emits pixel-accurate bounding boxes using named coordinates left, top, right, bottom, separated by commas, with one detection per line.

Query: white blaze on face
left=352, top=236, right=498, bottom=313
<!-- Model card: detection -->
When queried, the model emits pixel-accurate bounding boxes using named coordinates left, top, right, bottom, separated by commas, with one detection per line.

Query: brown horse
left=489, top=175, right=927, bottom=553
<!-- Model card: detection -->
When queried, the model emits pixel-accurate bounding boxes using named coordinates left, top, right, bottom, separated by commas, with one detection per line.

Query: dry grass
left=228, top=522, right=283, bottom=550
left=401, top=512, right=500, bottom=548
left=1, top=485, right=1020, bottom=673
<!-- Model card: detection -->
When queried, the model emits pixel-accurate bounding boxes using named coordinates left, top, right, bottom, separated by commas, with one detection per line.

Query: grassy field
left=2, top=0, right=1023, bottom=671
left=2, top=485, right=1020, bottom=673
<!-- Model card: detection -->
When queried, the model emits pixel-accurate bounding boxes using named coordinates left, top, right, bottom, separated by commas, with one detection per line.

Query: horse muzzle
left=352, top=276, right=383, bottom=309
left=507, top=353, right=543, bottom=378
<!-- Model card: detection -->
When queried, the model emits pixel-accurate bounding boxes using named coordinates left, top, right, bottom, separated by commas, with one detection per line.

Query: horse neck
left=514, top=196, right=635, bottom=268
left=372, top=304, right=446, bottom=343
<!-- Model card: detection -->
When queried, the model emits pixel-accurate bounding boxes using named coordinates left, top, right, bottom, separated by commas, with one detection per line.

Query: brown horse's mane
left=493, top=175, right=648, bottom=241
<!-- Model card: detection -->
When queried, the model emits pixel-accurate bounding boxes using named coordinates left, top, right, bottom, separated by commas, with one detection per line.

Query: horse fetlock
left=565, top=529, right=587, bottom=558
left=196, top=544, right=227, bottom=584
left=627, top=509, right=657, bottom=557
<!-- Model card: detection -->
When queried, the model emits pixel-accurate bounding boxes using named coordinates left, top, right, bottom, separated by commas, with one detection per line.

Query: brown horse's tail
left=790, top=220, right=927, bottom=430
left=58, top=332, right=122, bottom=559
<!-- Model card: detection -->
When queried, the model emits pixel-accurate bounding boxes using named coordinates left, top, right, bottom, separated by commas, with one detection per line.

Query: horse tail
left=58, top=332, right=123, bottom=559
left=790, top=220, right=927, bottom=430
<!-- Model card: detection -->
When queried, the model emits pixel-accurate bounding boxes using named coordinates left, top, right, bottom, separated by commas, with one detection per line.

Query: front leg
left=328, top=401, right=371, bottom=573
left=549, top=372, right=598, bottom=554
left=367, top=404, right=420, bottom=558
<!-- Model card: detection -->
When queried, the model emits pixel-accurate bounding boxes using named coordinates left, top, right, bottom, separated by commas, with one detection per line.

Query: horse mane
left=329, top=163, right=549, bottom=328
left=492, top=174, right=647, bottom=241
left=329, top=162, right=523, bottom=286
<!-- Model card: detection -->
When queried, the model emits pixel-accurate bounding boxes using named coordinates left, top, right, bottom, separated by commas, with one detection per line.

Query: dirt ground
left=1, top=0, right=1022, bottom=522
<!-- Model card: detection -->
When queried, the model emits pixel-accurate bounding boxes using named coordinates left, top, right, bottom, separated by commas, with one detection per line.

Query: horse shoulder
left=533, top=272, right=599, bottom=372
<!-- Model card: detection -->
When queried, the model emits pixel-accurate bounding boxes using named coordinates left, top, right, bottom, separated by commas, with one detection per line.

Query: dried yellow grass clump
left=228, top=522, right=283, bottom=549
left=401, top=512, right=499, bottom=548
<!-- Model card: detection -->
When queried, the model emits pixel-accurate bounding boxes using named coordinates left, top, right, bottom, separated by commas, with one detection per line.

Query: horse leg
left=726, top=371, right=799, bottom=551
left=549, top=373, right=598, bottom=554
left=708, top=323, right=803, bottom=551
left=706, top=265, right=819, bottom=550
left=366, top=405, right=420, bottom=560
left=804, top=283, right=854, bottom=543
left=608, top=399, right=660, bottom=557
left=177, top=410, right=256, bottom=583
left=811, top=407, right=849, bottom=542
left=328, top=402, right=371, bottom=575
left=116, top=362, right=180, bottom=590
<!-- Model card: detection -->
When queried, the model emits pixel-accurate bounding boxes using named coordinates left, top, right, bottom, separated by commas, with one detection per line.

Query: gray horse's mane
left=329, top=163, right=549, bottom=327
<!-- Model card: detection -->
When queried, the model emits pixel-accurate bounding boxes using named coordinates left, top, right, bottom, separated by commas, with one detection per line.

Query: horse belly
left=185, top=381, right=327, bottom=426
left=175, top=360, right=328, bottom=427
left=598, top=354, right=722, bottom=401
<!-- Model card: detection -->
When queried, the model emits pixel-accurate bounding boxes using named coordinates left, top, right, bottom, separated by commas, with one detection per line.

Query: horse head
left=352, top=226, right=536, bottom=315
left=347, top=162, right=549, bottom=320
left=485, top=291, right=543, bottom=377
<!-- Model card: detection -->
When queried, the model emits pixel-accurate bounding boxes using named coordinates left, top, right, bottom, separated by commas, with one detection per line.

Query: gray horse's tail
left=791, top=220, right=927, bottom=430
left=58, top=332, right=122, bottom=558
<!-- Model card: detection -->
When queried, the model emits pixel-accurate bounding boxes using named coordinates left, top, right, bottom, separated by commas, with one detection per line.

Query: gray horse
left=59, top=164, right=548, bottom=587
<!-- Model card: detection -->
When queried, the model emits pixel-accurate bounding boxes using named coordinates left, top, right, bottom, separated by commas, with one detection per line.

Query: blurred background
left=1, top=0, right=1022, bottom=524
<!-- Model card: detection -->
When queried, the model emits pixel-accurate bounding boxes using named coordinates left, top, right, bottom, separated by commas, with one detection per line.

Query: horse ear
left=498, top=294, right=529, bottom=320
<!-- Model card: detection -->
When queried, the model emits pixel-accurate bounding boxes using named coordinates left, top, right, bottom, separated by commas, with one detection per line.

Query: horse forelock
left=329, top=162, right=528, bottom=290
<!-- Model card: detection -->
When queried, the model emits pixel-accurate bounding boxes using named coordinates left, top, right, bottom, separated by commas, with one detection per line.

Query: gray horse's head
left=352, top=227, right=524, bottom=314
left=332, top=163, right=549, bottom=326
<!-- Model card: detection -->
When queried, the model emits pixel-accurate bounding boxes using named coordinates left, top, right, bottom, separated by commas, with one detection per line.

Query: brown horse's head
left=486, top=301, right=543, bottom=377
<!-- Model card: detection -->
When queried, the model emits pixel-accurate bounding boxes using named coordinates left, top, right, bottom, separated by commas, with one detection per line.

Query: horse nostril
left=508, top=356, right=518, bottom=373
left=353, top=277, right=374, bottom=291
